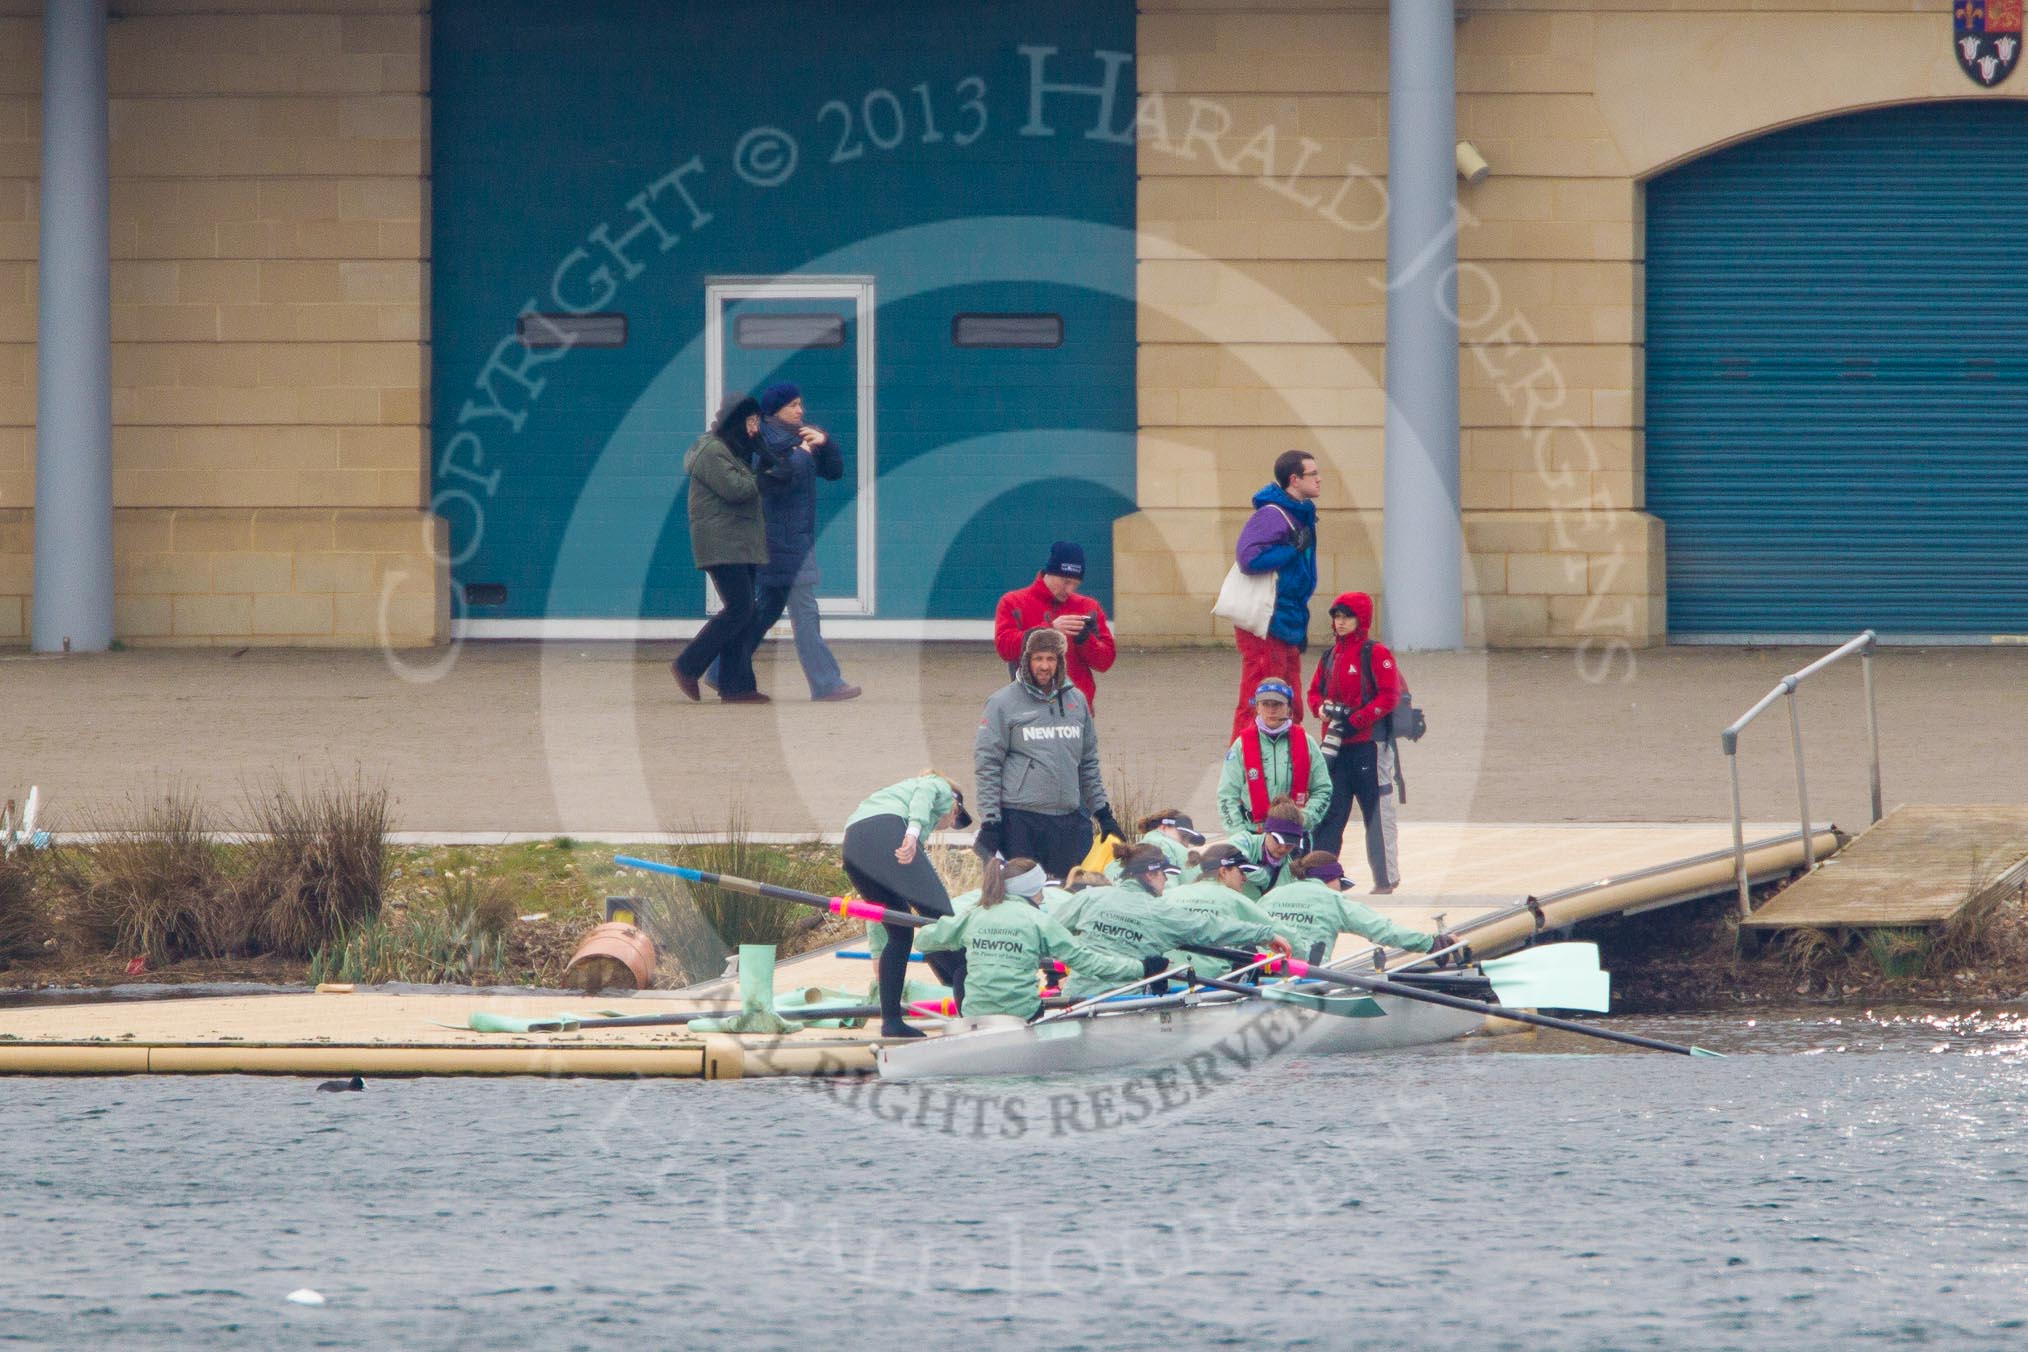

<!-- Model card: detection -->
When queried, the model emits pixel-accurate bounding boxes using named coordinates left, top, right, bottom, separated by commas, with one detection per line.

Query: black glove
left=1094, top=806, right=1124, bottom=841
left=973, top=820, right=1002, bottom=859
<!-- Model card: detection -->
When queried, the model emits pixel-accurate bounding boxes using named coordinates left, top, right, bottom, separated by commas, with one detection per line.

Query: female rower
left=842, top=770, right=973, bottom=1038
left=1052, top=843, right=1293, bottom=999
left=1160, top=843, right=1285, bottom=979
left=1223, top=797, right=1310, bottom=898
left=1261, top=851, right=1451, bottom=966
left=915, top=857, right=1146, bottom=1021
left=1102, top=808, right=1207, bottom=883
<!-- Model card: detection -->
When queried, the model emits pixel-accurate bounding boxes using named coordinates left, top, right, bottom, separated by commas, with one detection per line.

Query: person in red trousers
left=993, top=540, right=1116, bottom=710
left=1228, top=450, right=1323, bottom=741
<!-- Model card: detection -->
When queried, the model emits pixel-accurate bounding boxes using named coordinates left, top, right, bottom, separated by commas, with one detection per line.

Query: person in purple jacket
left=1228, top=449, right=1323, bottom=741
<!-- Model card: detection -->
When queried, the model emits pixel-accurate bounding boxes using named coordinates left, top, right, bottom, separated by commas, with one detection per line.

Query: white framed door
left=703, top=276, right=876, bottom=616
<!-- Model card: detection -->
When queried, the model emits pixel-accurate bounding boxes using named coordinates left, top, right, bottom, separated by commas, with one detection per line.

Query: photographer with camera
left=1307, top=592, right=1405, bottom=891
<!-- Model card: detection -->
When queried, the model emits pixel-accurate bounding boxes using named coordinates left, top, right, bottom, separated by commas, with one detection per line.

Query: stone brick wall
left=1123, top=0, right=1984, bottom=649
left=0, top=0, right=442, bottom=646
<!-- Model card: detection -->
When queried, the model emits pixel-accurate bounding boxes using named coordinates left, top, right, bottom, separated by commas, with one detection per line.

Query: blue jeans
left=707, top=553, right=848, bottom=697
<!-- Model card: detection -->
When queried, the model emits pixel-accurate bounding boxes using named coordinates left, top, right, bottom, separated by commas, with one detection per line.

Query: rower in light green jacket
left=915, top=857, right=1145, bottom=1019
left=1222, top=796, right=1310, bottom=899
left=1102, top=809, right=1207, bottom=884
left=847, top=772, right=973, bottom=998
left=1261, top=851, right=1450, bottom=965
left=1161, top=843, right=1289, bottom=978
left=1052, top=844, right=1293, bottom=999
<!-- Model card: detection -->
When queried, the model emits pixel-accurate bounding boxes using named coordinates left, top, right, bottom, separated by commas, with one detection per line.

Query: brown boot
left=814, top=684, right=862, bottom=702
left=670, top=662, right=701, bottom=702
left=721, top=690, right=772, bottom=704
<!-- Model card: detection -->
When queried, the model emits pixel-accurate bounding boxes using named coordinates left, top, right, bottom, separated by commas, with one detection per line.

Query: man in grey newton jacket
left=972, top=626, right=1124, bottom=880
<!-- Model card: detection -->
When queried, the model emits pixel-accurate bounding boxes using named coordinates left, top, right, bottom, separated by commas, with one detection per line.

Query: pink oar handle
left=828, top=896, right=894, bottom=924
left=907, top=997, right=958, bottom=1017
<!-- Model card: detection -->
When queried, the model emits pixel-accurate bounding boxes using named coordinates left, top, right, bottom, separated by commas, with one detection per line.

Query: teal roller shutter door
left=1646, top=101, right=2028, bottom=639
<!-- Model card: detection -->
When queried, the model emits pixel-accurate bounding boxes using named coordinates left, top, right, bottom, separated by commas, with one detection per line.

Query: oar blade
left=1690, top=1047, right=1727, bottom=1058
left=1261, top=986, right=1387, bottom=1019
left=1488, top=967, right=1611, bottom=1014
left=1479, top=942, right=1601, bottom=982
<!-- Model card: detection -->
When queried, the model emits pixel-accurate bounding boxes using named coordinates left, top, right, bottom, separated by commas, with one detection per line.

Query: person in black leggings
left=840, top=773, right=973, bottom=1038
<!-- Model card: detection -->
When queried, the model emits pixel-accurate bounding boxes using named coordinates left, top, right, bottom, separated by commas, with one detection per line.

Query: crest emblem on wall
left=1955, top=0, right=2022, bottom=87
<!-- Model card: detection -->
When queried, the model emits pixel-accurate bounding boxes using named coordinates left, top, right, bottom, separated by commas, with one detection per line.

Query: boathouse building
left=7, top=0, right=2025, bottom=652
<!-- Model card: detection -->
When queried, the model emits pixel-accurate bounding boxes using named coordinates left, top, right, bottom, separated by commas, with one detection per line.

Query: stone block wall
left=0, top=0, right=442, bottom=646
left=1122, top=0, right=1986, bottom=649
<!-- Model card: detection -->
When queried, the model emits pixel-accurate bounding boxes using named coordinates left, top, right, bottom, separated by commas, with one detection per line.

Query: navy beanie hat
left=1043, top=540, right=1085, bottom=578
left=758, top=382, right=800, bottom=417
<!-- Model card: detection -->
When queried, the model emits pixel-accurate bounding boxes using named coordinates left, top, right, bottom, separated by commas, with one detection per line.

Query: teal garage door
left=431, top=0, right=1136, bottom=631
left=1646, top=101, right=2028, bottom=640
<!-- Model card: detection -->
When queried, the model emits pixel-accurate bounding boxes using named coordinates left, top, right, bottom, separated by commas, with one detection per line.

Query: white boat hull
left=877, top=992, right=1485, bottom=1081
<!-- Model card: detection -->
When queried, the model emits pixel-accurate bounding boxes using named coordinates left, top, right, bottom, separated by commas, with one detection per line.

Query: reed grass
left=47, top=789, right=255, bottom=962
left=0, top=849, right=42, bottom=961
left=307, top=910, right=505, bottom=986
left=241, top=776, right=390, bottom=959
left=625, top=806, right=851, bottom=985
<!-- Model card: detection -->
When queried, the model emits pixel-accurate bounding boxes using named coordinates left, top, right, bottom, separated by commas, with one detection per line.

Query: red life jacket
left=1240, top=722, right=1310, bottom=827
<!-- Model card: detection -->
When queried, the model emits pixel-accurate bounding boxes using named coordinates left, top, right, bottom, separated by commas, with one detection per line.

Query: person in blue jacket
left=707, top=383, right=862, bottom=701
left=1227, top=449, right=1322, bottom=741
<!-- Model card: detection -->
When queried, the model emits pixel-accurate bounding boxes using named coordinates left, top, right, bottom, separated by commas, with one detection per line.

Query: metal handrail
left=1719, top=631, right=1884, bottom=917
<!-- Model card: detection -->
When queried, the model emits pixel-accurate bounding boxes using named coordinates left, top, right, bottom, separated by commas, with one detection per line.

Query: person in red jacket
left=993, top=541, right=1117, bottom=709
left=1307, top=591, right=1401, bottom=891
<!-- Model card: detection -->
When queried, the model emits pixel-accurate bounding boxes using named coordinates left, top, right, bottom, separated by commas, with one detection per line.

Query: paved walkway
left=2, top=640, right=2021, bottom=836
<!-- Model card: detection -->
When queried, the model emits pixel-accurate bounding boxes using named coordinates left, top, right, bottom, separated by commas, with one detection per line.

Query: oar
left=472, top=1004, right=883, bottom=1034
left=1180, top=944, right=1721, bottom=1057
left=613, top=855, right=935, bottom=929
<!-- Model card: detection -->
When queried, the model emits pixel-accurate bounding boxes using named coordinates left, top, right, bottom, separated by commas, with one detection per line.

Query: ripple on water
left=3, top=1016, right=2027, bottom=1349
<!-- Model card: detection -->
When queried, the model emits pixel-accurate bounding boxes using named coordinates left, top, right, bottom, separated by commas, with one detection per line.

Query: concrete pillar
left=32, top=0, right=114, bottom=653
left=1382, top=0, right=1464, bottom=650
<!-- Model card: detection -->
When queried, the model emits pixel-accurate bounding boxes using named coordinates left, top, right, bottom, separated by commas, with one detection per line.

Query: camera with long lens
left=1319, top=701, right=1351, bottom=761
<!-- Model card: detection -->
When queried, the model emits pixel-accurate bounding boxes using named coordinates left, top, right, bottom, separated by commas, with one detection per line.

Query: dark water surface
left=5, top=1009, right=2028, bottom=1350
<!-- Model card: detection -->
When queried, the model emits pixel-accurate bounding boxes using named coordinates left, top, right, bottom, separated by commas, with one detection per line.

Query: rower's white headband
left=1006, top=864, right=1048, bottom=898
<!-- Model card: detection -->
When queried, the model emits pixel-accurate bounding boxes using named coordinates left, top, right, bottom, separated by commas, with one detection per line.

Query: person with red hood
left=993, top=541, right=1116, bottom=708
left=1307, top=591, right=1402, bottom=891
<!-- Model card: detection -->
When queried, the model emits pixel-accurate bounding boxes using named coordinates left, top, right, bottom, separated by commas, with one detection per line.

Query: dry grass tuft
left=242, top=777, right=391, bottom=959
left=48, top=790, right=255, bottom=962
left=0, top=849, right=43, bottom=961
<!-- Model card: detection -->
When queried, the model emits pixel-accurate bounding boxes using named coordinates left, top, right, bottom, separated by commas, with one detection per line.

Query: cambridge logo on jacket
left=1956, top=0, right=2021, bottom=87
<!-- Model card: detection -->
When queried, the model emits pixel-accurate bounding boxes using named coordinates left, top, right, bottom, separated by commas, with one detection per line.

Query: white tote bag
left=1210, top=505, right=1290, bottom=639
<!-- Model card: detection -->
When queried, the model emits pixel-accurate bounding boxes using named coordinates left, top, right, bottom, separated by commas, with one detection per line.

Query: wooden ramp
left=1741, top=805, right=2028, bottom=930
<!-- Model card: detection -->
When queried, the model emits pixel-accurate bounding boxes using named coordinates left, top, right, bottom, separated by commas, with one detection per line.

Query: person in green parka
left=915, top=857, right=1146, bottom=1020
left=1261, top=851, right=1452, bottom=966
left=1223, top=796, right=1309, bottom=899
left=1102, top=808, right=1207, bottom=884
left=1051, top=843, right=1293, bottom=999
left=841, top=770, right=974, bottom=1038
left=671, top=392, right=790, bottom=704
left=1161, top=843, right=1287, bottom=978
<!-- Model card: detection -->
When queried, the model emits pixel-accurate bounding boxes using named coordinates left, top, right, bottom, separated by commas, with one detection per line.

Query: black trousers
left=841, top=815, right=965, bottom=1021
left=1001, top=807, right=1093, bottom=881
left=1314, top=740, right=1388, bottom=886
left=675, top=563, right=759, bottom=695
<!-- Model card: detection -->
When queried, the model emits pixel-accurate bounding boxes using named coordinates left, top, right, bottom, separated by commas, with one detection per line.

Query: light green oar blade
left=1261, top=986, right=1387, bottom=1018
left=1481, top=943, right=1611, bottom=1013
left=464, top=1011, right=610, bottom=1033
